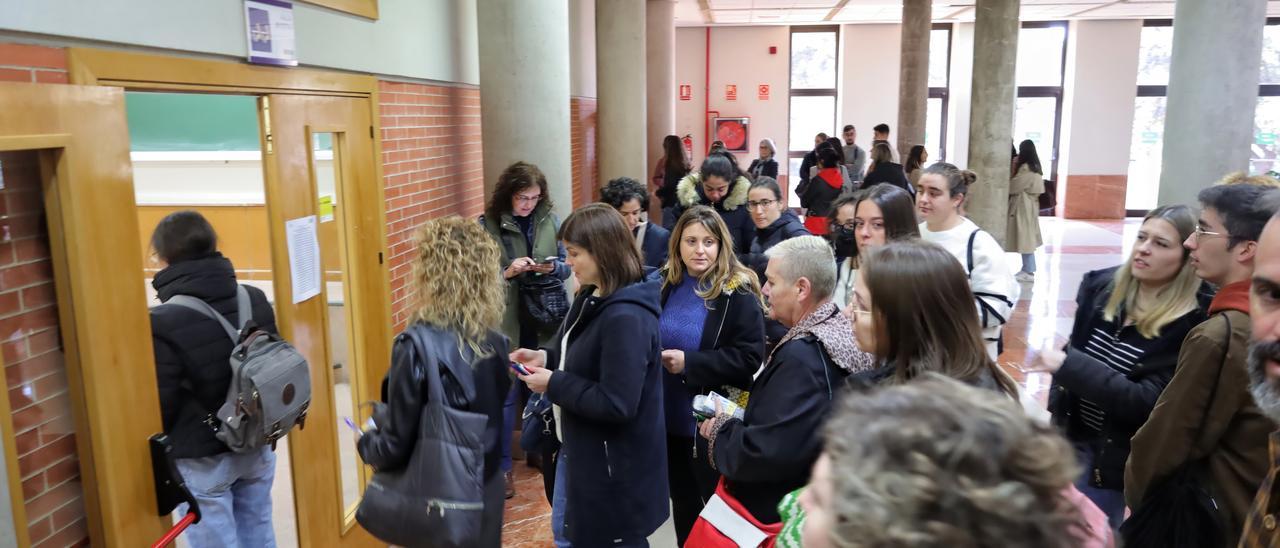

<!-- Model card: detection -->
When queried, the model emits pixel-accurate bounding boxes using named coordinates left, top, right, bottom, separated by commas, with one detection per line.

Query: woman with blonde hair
left=658, top=205, right=767, bottom=543
left=357, top=216, right=511, bottom=547
left=1027, top=205, right=1207, bottom=527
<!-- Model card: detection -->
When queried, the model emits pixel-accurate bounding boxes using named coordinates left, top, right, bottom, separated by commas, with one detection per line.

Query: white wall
left=130, top=152, right=334, bottom=205
left=839, top=24, right=901, bottom=152
left=1060, top=19, right=1142, bottom=176
left=0, top=0, right=481, bottom=84
left=676, top=26, right=791, bottom=176
left=569, top=0, right=597, bottom=98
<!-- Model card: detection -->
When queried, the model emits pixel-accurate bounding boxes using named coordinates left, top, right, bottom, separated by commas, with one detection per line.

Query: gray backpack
left=164, top=286, right=312, bottom=452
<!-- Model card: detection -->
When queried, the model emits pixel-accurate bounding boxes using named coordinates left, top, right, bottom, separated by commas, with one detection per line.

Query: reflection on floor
left=499, top=217, right=1139, bottom=547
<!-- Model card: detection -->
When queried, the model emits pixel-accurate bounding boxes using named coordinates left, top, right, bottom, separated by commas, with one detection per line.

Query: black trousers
left=668, top=435, right=720, bottom=545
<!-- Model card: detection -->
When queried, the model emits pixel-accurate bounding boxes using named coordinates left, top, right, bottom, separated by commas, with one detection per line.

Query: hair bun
left=961, top=170, right=978, bottom=186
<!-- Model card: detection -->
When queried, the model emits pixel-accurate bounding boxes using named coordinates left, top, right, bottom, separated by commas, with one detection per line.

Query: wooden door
left=0, top=83, right=168, bottom=545
left=259, top=94, right=391, bottom=547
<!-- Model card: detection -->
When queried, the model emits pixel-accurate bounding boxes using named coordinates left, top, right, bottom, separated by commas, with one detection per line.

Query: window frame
left=787, top=25, right=841, bottom=191
left=929, top=22, right=953, bottom=161
left=1016, top=20, right=1069, bottom=183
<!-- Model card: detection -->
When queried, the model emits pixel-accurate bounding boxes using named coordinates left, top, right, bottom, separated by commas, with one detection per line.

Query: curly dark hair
left=484, top=161, right=553, bottom=221
left=821, top=374, right=1087, bottom=548
left=600, top=177, right=650, bottom=210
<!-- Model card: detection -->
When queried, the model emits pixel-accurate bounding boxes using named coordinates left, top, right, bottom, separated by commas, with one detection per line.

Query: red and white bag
left=685, top=478, right=782, bottom=548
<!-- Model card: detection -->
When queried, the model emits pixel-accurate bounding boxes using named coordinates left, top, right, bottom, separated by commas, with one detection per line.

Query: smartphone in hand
left=510, top=362, right=532, bottom=376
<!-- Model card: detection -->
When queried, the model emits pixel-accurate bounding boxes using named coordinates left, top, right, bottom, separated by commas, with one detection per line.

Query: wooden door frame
left=0, top=84, right=174, bottom=546
left=66, top=49, right=394, bottom=546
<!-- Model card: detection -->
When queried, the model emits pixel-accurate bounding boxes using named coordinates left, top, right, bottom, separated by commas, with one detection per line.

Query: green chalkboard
left=125, top=92, right=262, bottom=152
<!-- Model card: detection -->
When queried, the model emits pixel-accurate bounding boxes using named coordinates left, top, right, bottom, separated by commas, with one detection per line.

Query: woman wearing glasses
left=743, top=177, right=809, bottom=283
left=1025, top=205, right=1206, bottom=527
left=480, top=161, right=571, bottom=500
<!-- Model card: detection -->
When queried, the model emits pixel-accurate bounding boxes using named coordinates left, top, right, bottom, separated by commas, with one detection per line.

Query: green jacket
left=481, top=202, right=569, bottom=347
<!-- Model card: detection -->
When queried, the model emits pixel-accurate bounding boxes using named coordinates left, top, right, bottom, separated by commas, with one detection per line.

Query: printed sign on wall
left=726, top=85, right=738, bottom=101
left=245, top=0, right=298, bottom=67
left=679, top=84, right=692, bottom=101
left=758, top=84, right=770, bottom=100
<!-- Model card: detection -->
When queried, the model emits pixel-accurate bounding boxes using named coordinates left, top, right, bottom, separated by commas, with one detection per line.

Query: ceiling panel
left=1077, top=2, right=1173, bottom=17
left=708, top=0, right=754, bottom=9
left=1021, top=4, right=1098, bottom=18
left=1270, top=1, right=1280, bottom=15
left=712, top=10, right=754, bottom=22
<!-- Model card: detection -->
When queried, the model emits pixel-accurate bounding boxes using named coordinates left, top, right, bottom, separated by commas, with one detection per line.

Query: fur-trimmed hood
left=675, top=173, right=752, bottom=211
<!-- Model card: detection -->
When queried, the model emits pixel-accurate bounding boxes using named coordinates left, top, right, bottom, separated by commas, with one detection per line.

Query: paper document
left=286, top=215, right=321, bottom=303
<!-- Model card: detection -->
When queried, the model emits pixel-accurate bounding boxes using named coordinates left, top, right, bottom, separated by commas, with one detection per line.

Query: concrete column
left=1158, top=0, right=1267, bottom=207
left=477, top=0, right=573, bottom=218
left=646, top=0, right=676, bottom=216
left=897, top=0, right=932, bottom=157
left=596, top=0, right=648, bottom=184
left=965, top=0, right=1019, bottom=245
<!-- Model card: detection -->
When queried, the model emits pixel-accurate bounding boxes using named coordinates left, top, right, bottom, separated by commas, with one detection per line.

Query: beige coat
left=1006, top=164, right=1044, bottom=254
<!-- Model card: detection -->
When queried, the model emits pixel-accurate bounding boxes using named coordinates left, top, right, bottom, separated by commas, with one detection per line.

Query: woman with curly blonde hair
left=795, top=374, right=1108, bottom=548
left=357, top=216, right=511, bottom=547
left=657, top=205, right=767, bottom=543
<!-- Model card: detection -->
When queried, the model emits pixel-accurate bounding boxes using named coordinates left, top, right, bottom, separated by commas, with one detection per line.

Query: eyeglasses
left=1194, top=224, right=1227, bottom=239
left=836, top=221, right=857, bottom=231
left=747, top=199, right=777, bottom=210
left=514, top=194, right=542, bottom=204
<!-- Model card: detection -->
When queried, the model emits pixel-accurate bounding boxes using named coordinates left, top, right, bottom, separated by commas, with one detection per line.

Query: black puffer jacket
left=150, top=254, right=277, bottom=459
left=743, top=211, right=810, bottom=283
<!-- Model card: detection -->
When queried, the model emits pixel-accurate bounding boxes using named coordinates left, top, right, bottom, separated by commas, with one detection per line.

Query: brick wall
left=570, top=97, right=598, bottom=209
left=0, top=44, right=69, bottom=84
left=379, top=81, right=485, bottom=330
left=0, top=152, right=87, bottom=548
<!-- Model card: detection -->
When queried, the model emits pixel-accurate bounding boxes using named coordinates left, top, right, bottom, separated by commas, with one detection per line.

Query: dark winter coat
left=709, top=333, right=848, bottom=523
left=480, top=202, right=570, bottom=348
left=544, top=278, right=670, bottom=545
left=150, top=254, right=278, bottom=459
left=743, top=211, right=810, bottom=283
left=1048, top=266, right=1206, bottom=490
left=861, top=161, right=913, bottom=195
left=671, top=173, right=757, bottom=257
left=747, top=158, right=778, bottom=180
left=357, top=324, right=511, bottom=548
left=639, top=222, right=671, bottom=270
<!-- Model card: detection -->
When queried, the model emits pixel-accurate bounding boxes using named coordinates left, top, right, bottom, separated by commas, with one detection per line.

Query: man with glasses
left=1126, top=183, right=1280, bottom=547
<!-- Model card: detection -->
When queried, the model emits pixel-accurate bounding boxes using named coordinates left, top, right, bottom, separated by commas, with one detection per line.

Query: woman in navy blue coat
left=514, top=204, right=669, bottom=547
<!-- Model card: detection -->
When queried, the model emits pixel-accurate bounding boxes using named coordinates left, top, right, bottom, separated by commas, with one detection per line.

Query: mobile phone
left=534, top=256, right=557, bottom=265
left=342, top=417, right=363, bottom=437
left=510, top=362, right=532, bottom=376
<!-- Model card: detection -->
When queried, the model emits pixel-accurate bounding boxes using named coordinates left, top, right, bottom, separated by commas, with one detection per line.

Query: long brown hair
left=485, top=161, right=553, bottom=222
left=662, top=205, right=763, bottom=305
left=559, top=204, right=644, bottom=297
left=861, top=241, right=1018, bottom=398
left=663, top=135, right=690, bottom=177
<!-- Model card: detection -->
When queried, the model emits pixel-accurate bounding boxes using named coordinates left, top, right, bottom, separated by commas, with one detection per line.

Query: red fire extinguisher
left=682, top=134, right=694, bottom=163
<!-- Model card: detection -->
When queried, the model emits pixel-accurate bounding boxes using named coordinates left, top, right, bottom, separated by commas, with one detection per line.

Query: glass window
left=1255, top=96, right=1280, bottom=176
left=1014, top=97, right=1057, bottom=158
left=1016, top=26, right=1067, bottom=87
left=1125, top=97, right=1166, bottom=210
left=926, top=97, right=943, bottom=162
left=788, top=96, right=835, bottom=153
left=928, top=28, right=950, bottom=88
left=1262, top=24, right=1280, bottom=85
left=1136, top=25, right=1174, bottom=87
left=791, top=32, right=838, bottom=89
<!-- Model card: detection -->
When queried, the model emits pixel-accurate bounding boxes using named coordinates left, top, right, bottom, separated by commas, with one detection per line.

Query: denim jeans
left=553, top=450, right=571, bottom=548
left=1074, top=444, right=1125, bottom=530
left=1021, top=253, right=1037, bottom=274
left=174, top=447, right=277, bottom=548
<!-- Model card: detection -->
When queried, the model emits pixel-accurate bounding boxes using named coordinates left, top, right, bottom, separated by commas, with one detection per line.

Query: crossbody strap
left=163, top=285, right=252, bottom=343
left=1191, top=313, right=1233, bottom=447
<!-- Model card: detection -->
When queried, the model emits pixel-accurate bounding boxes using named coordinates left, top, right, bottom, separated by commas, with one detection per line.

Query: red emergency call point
left=769, top=46, right=777, bottom=54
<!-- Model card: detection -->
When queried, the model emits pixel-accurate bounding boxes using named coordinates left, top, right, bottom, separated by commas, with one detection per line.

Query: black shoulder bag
left=499, top=230, right=568, bottom=328
left=1119, top=314, right=1231, bottom=548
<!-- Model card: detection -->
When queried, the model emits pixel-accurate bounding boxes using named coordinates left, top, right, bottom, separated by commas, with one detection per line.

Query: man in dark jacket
left=797, top=132, right=827, bottom=198
left=1240, top=193, right=1280, bottom=546
left=699, top=236, right=852, bottom=527
left=149, top=211, right=279, bottom=548
left=1128, top=184, right=1279, bottom=546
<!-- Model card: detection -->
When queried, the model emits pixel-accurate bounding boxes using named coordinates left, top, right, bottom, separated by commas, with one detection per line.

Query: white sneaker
left=1015, top=271, right=1035, bottom=283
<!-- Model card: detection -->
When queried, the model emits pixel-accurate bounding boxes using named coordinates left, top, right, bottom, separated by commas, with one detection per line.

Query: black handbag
left=1119, top=314, right=1232, bottom=548
left=356, top=326, right=487, bottom=548
left=497, top=230, right=569, bottom=328
left=520, top=392, right=560, bottom=455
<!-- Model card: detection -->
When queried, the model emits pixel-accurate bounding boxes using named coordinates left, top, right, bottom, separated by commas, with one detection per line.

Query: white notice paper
left=285, top=215, right=321, bottom=304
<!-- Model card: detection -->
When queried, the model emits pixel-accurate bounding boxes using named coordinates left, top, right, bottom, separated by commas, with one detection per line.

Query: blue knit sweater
left=659, top=274, right=708, bottom=437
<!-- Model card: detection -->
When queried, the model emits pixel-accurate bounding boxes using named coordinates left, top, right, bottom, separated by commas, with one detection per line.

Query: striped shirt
left=1076, top=327, right=1146, bottom=432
